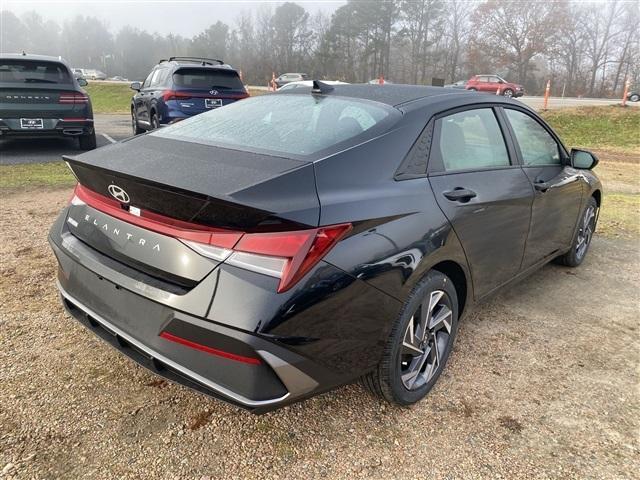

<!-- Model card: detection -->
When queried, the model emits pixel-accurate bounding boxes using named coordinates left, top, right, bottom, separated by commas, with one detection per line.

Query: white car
left=277, top=80, right=349, bottom=91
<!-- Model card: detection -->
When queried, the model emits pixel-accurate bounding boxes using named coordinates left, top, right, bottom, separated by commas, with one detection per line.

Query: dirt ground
left=1, top=163, right=639, bottom=479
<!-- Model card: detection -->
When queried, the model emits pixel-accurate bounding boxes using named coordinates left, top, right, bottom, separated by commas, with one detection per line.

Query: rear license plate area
left=205, top=98, right=222, bottom=109
left=20, top=118, right=44, bottom=129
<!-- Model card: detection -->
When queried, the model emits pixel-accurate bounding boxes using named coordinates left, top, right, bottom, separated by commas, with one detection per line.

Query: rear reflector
left=71, top=184, right=351, bottom=292
left=159, top=331, right=262, bottom=365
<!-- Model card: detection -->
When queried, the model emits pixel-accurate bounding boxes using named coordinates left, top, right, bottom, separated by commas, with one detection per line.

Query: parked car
left=627, top=91, right=639, bottom=102
left=130, top=56, right=248, bottom=134
left=275, top=72, right=308, bottom=88
left=277, top=80, right=348, bottom=91
left=0, top=53, right=96, bottom=149
left=50, top=84, right=601, bottom=413
left=466, top=74, right=524, bottom=97
left=444, top=80, right=467, bottom=89
left=109, top=75, right=128, bottom=82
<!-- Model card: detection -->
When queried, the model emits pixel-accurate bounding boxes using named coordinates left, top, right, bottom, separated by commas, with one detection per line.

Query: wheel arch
left=430, top=260, right=468, bottom=319
left=592, top=189, right=602, bottom=207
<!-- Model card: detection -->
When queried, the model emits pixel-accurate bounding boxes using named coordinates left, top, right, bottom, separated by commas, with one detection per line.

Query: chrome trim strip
left=55, top=279, right=290, bottom=408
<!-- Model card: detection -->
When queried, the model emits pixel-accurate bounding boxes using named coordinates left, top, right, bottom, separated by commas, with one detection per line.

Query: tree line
left=1, top=0, right=638, bottom=96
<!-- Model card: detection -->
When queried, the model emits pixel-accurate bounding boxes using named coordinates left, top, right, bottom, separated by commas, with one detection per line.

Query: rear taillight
left=162, top=90, right=192, bottom=102
left=59, top=92, right=89, bottom=104
left=71, top=184, right=351, bottom=293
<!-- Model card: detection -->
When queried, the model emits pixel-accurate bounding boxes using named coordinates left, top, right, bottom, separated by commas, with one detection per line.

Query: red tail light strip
left=159, top=331, right=262, bottom=365
left=59, top=92, right=89, bottom=104
left=72, top=184, right=351, bottom=292
left=162, top=90, right=249, bottom=102
left=73, top=184, right=242, bottom=248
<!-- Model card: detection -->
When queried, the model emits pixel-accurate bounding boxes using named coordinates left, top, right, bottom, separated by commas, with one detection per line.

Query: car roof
left=279, top=83, right=475, bottom=107
left=1, top=53, right=69, bottom=64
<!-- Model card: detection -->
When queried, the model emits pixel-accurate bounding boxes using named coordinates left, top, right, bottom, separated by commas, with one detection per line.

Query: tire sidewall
left=565, top=197, right=598, bottom=266
left=386, top=271, right=459, bottom=405
left=503, top=88, right=514, bottom=97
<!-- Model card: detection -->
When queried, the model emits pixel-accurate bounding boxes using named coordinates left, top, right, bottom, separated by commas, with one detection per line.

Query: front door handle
left=534, top=180, right=550, bottom=192
left=443, top=188, right=477, bottom=202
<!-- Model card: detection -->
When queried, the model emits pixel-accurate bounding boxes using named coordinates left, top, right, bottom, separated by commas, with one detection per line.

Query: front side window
left=437, top=108, right=510, bottom=172
left=505, top=109, right=561, bottom=166
left=151, top=94, right=396, bottom=157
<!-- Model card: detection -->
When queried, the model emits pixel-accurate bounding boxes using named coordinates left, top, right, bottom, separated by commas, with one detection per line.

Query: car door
left=501, top=107, right=584, bottom=268
left=136, top=70, right=156, bottom=125
left=475, top=76, right=489, bottom=92
left=428, top=107, right=534, bottom=298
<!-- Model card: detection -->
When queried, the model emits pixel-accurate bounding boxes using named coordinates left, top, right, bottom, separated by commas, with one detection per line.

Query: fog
left=1, top=0, right=344, bottom=36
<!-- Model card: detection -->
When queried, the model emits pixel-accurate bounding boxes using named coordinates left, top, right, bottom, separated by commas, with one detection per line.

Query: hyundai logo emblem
left=107, top=184, right=130, bottom=204
left=209, top=89, right=218, bottom=95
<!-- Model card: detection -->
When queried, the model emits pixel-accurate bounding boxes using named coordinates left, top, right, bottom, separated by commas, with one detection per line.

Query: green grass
left=84, top=82, right=267, bottom=114
left=84, top=82, right=132, bottom=114
left=541, top=106, right=640, bottom=154
left=0, top=162, right=75, bottom=189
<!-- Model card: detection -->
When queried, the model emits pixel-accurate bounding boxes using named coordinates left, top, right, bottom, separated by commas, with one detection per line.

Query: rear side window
left=172, top=68, right=244, bottom=90
left=437, top=108, right=510, bottom=172
left=0, top=60, right=71, bottom=84
left=151, top=94, right=396, bottom=157
left=504, top=109, right=561, bottom=166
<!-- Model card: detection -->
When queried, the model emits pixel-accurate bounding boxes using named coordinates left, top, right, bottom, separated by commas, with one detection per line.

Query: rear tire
left=150, top=112, right=159, bottom=130
left=132, top=109, right=144, bottom=135
left=467, top=87, right=477, bottom=92
left=362, top=271, right=459, bottom=406
left=556, top=196, right=598, bottom=267
left=629, top=94, right=639, bottom=102
left=78, top=132, right=97, bottom=150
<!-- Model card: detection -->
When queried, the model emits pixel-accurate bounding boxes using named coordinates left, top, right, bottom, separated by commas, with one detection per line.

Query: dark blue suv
left=130, top=57, right=248, bottom=134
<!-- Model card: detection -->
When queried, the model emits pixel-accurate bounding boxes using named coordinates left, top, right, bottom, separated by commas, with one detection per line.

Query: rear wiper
left=24, top=78, right=58, bottom=84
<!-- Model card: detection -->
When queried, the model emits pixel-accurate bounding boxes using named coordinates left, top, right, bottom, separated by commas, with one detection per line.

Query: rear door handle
left=443, top=188, right=477, bottom=202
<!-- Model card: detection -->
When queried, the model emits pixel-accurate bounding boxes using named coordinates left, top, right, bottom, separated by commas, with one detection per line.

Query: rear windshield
left=173, top=68, right=244, bottom=90
left=151, top=94, right=396, bottom=157
left=0, top=60, right=72, bottom=84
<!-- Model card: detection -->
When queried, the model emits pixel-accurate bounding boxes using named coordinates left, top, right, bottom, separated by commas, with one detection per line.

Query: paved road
left=1, top=96, right=636, bottom=165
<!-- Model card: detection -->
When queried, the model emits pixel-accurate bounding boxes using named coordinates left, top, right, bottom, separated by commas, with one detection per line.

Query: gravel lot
left=1, top=178, right=638, bottom=478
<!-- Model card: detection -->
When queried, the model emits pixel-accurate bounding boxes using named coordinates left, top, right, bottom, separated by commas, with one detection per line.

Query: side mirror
left=77, top=78, right=88, bottom=87
left=130, top=81, right=141, bottom=91
left=570, top=148, right=599, bottom=170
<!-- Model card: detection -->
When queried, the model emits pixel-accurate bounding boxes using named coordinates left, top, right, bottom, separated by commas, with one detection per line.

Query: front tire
left=78, top=132, right=97, bottom=150
left=556, top=196, right=598, bottom=267
left=362, top=271, right=459, bottom=406
left=132, top=109, right=144, bottom=135
left=629, top=93, right=639, bottom=102
left=503, top=88, right=514, bottom=98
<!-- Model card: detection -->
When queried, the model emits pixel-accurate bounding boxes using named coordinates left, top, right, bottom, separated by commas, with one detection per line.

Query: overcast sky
left=1, top=0, right=345, bottom=36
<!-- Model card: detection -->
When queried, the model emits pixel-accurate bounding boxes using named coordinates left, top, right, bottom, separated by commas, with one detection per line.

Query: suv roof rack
left=160, top=56, right=224, bottom=66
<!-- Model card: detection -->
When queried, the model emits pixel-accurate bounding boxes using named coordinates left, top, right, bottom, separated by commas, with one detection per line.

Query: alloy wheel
left=399, top=290, right=453, bottom=390
left=503, top=89, right=513, bottom=98
left=576, top=205, right=596, bottom=260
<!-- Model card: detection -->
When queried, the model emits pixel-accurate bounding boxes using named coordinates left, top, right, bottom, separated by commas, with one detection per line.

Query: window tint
left=437, top=109, right=510, bottom=172
left=0, top=60, right=71, bottom=84
left=172, top=68, right=244, bottom=90
left=150, top=68, right=166, bottom=87
left=142, top=70, right=154, bottom=88
left=151, top=94, right=395, bottom=157
left=505, top=109, right=561, bottom=166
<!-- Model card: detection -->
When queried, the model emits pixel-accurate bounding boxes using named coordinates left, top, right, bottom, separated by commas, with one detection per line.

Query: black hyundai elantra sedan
left=49, top=83, right=602, bottom=413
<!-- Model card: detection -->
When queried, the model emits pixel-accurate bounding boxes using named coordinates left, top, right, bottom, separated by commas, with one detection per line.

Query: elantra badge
left=107, top=184, right=130, bottom=204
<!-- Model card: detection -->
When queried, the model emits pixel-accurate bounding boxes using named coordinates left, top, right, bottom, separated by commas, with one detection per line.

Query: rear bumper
left=49, top=232, right=328, bottom=413
left=0, top=118, right=93, bottom=137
